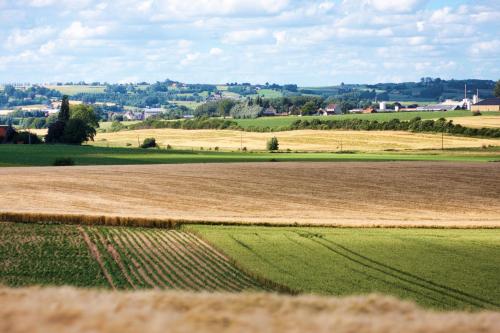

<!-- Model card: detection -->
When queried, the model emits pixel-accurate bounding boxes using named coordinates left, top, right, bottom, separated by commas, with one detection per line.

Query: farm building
left=471, top=98, right=500, bottom=112
left=318, top=104, right=341, bottom=116
left=416, top=100, right=464, bottom=112
left=0, top=125, right=13, bottom=143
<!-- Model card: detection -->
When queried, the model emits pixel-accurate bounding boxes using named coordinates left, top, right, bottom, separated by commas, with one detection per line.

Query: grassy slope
left=236, top=111, right=500, bottom=129
left=0, top=145, right=499, bottom=167
left=45, top=85, right=106, bottom=96
left=0, top=222, right=107, bottom=287
left=187, top=225, right=500, bottom=310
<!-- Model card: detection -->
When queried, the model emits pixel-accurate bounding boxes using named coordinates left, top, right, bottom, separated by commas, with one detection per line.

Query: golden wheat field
left=1, top=287, right=499, bottom=333
left=91, top=128, right=500, bottom=151
left=1, top=162, right=499, bottom=227
left=449, top=116, right=500, bottom=128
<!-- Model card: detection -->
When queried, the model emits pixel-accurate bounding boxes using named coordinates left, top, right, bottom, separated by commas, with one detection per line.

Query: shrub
left=140, top=137, right=157, bottom=148
left=166, top=144, right=172, bottom=150
left=126, top=143, right=132, bottom=146
left=214, top=146, right=219, bottom=151
left=472, top=111, right=481, bottom=116
left=12, top=131, right=42, bottom=144
left=267, top=137, right=279, bottom=151
left=53, top=157, right=75, bottom=166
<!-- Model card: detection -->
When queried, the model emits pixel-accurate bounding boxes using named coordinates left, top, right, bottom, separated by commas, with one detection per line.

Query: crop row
left=82, top=226, right=266, bottom=291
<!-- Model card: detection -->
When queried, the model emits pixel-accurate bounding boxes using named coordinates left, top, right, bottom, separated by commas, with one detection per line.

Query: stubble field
left=1, top=162, right=499, bottom=227
left=92, top=128, right=500, bottom=151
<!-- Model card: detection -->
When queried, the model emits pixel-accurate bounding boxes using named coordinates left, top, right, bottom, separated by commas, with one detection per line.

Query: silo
left=379, top=102, right=387, bottom=111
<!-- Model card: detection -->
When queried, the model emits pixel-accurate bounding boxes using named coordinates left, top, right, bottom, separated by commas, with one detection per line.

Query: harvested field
left=92, top=128, right=499, bottom=151
left=1, top=162, right=499, bottom=227
left=449, top=115, right=500, bottom=128
left=0, top=222, right=266, bottom=292
left=1, top=287, right=500, bottom=333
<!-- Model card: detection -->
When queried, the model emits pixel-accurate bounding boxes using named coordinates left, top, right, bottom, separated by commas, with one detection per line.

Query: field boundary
left=1, top=212, right=499, bottom=229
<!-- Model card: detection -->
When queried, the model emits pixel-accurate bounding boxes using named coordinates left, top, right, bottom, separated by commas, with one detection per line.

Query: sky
left=0, top=0, right=499, bottom=85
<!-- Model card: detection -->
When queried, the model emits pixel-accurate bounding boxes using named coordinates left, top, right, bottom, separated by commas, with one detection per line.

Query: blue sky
left=0, top=0, right=499, bottom=85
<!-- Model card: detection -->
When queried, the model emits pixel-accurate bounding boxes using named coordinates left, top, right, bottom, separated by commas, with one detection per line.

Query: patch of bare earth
left=0, top=286, right=499, bottom=333
left=0, top=162, right=499, bottom=227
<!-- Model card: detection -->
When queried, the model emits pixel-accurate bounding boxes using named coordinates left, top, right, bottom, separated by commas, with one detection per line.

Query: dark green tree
left=494, top=80, right=500, bottom=97
left=61, top=118, right=95, bottom=145
left=58, top=95, right=70, bottom=122
left=267, top=137, right=279, bottom=151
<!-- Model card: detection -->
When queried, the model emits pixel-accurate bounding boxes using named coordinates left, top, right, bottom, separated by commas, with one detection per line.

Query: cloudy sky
left=0, top=0, right=499, bottom=85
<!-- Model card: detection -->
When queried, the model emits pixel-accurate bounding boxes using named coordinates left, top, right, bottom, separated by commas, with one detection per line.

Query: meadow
left=1, top=162, right=499, bottom=227
left=235, top=111, right=500, bottom=130
left=45, top=85, right=106, bottom=96
left=1, top=144, right=499, bottom=167
left=188, top=225, right=500, bottom=310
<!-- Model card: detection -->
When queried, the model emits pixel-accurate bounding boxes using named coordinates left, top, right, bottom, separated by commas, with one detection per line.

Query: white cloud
left=60, top=21, right=109, bottom=39
left=222, top=28, right=268, bottom=44
left=365, top=0, right=426, bottom=13
left=180, top=52, right=200, bottom=66
left=5, top=26, right=55, bottom=49
left=209, top=47, right=223, bottom=56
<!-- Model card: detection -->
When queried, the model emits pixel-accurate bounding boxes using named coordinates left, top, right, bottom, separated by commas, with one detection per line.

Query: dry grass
left=449, top=116, right=500, bottom=128
left=1, top=286, right=499, bottom=333
left=1, top=162, right=499, bottom=227
left=92, top=128, right=499, bottom=151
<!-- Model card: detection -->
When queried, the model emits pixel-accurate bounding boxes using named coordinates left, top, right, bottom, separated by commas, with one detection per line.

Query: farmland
left=1, top=162, right=499, bottom=227
left=1, top=144, right=499, bottom=167
left=3, top=288, right=499, bottom=333
left=235, top=111, right=500, bottom=130
left=44, top=85, right=106, bottom=96
left=91, top=128, right=500, bottom=152
left=0, top=222, right=266, bottom=292
left=188, top=225, right=500, bottom=310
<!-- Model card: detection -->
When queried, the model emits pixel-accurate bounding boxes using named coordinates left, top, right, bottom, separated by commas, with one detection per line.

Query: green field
left=236, top=111, right=500, bottom=130
left=46, top=85, right=106, bottom=96
left=0, top=222, right=107, bottom=288
left=0, top=144, right=499, bottom=167
left=0, top=222, right=268, bottom=292
left=187, top=225, right=500, bottom=310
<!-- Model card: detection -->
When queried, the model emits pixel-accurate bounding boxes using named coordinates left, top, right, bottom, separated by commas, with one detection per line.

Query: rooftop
left=474, top=98, right=500, bottom=106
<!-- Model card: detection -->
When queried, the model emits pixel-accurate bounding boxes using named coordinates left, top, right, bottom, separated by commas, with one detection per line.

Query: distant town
left=1, top=78, right=499, bottom=129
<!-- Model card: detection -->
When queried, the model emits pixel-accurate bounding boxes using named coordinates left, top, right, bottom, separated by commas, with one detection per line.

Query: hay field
left=1, top=162, right=499, bottom=227
left=1, top=287, right=499, bottom=333
left=449, top=116, right=500, bottom=128
left=93, top=128, right=499, bottom=151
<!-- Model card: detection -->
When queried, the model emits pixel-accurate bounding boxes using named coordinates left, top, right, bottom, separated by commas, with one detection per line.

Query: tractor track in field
left=80, top=226, right=267, bottom=292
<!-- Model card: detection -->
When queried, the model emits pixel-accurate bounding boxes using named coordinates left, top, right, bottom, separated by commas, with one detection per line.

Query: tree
left=300, top=101, right=317, bottom=116
left=58, top=95, right=70, bottom=122
left=494, top=80, right=500, bottom=97
left=267, top=137, right=279, bottom=151
left=46, top=120, right=66, bottom=143
left=217, top=99, right=235, bottom=118
left=70, top=104, right=99, bottom=129
left=61, top=118, right=95, bottom=145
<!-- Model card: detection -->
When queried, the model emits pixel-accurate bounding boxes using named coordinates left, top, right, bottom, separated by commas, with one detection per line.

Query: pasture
left=1, top=162, right=499, bottom=227
left=0, top=222, right=266, bottom=292
left=1, top=145, right=499, bottom=167
left=235, top=111, right=500, bottom=130
left=188, top=225, right=500, bottom=310
left=45, top=85, right=106, bottom=96
left=92, top=128, right=500, bottom=151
